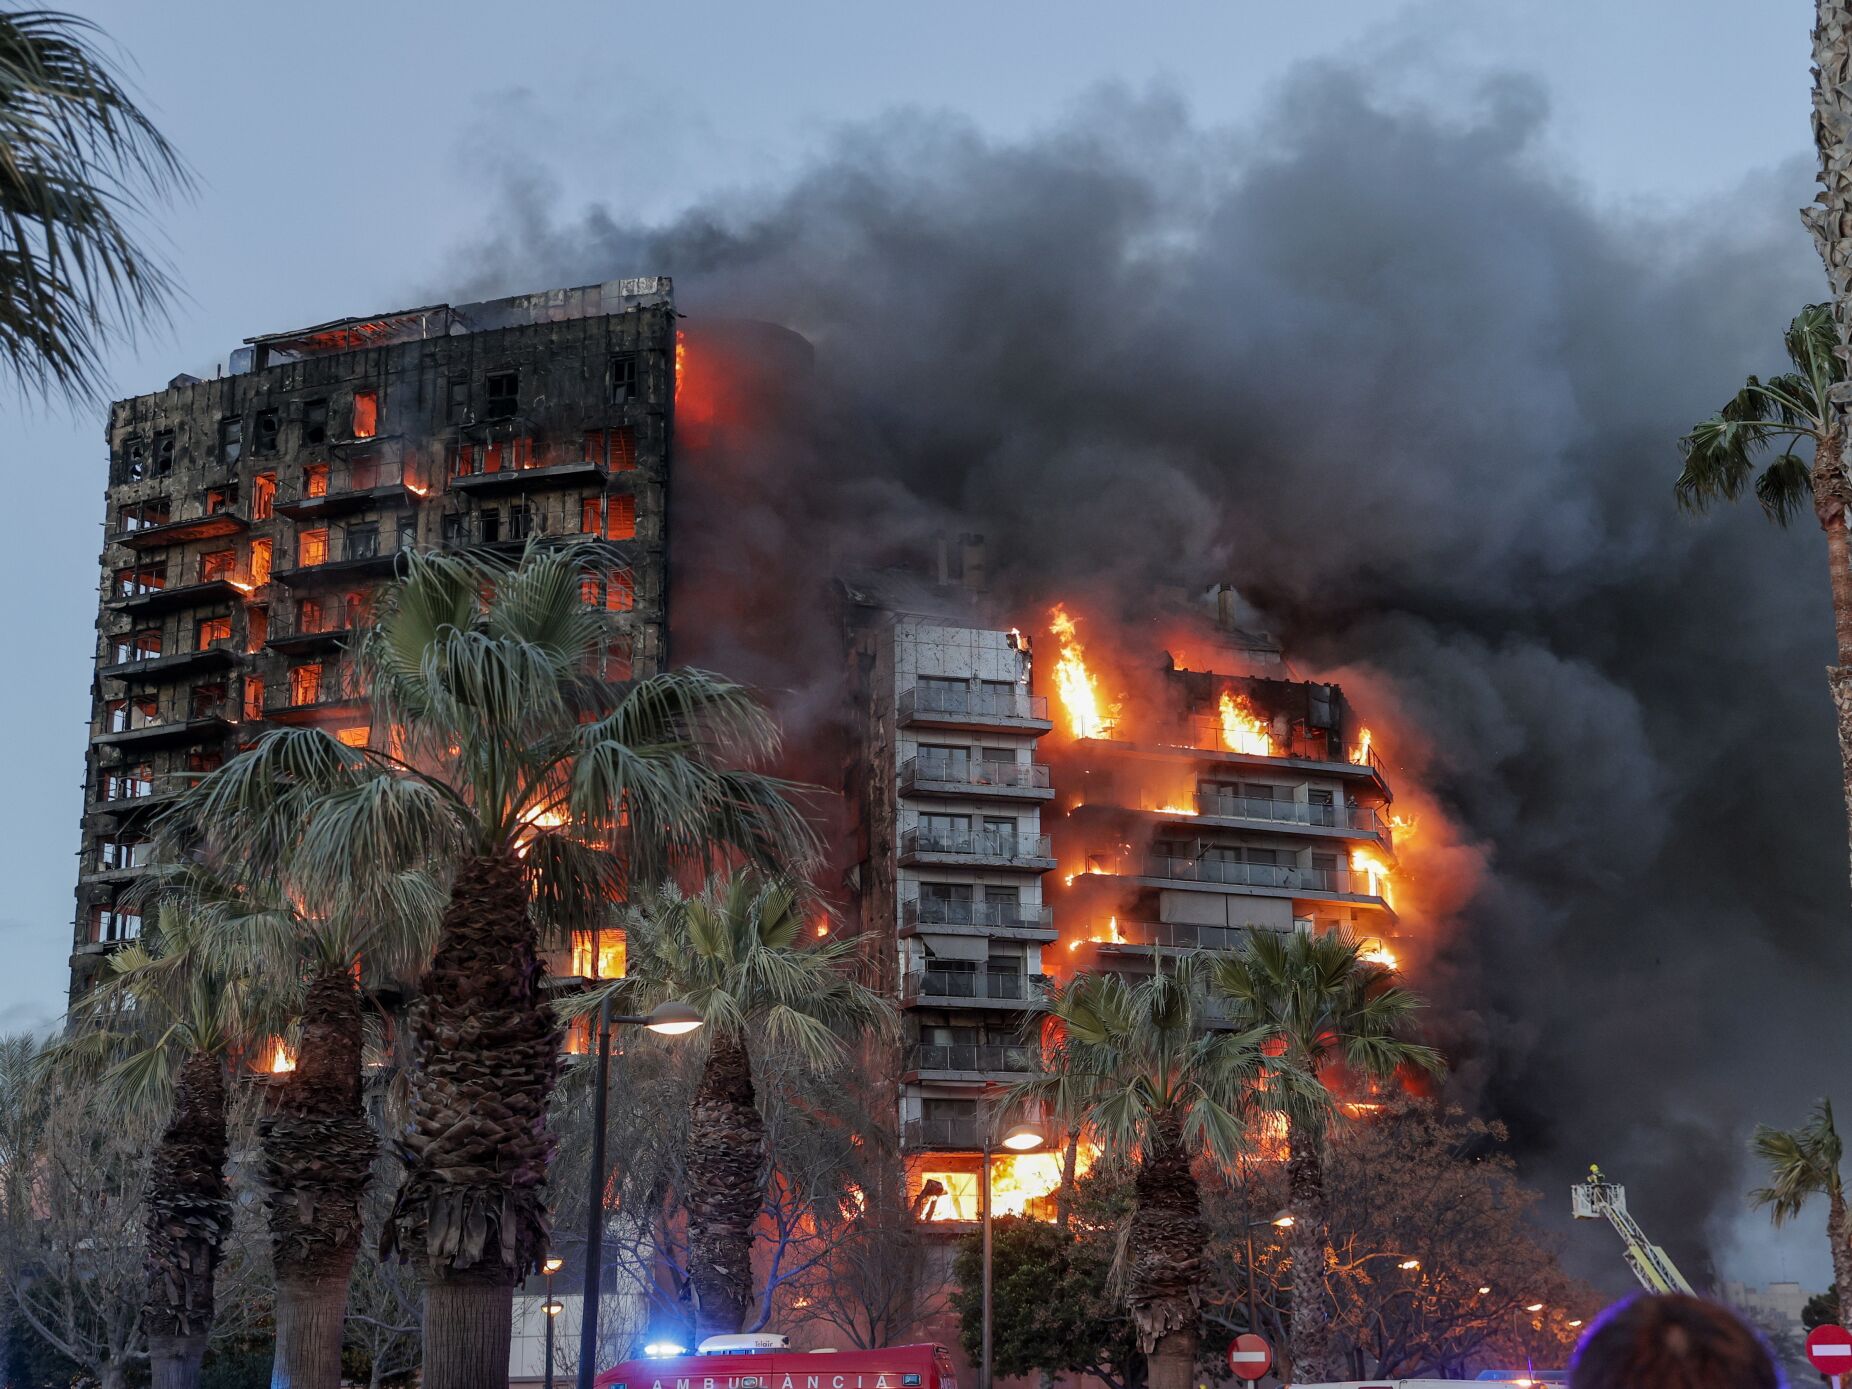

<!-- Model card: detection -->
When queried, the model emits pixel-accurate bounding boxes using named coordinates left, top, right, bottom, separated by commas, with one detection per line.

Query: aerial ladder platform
left=1571, top=1165, right=1694, bottom=1295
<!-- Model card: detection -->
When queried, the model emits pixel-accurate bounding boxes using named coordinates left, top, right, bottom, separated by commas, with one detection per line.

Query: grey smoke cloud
left=448, top=66, right=1847, bottom=1283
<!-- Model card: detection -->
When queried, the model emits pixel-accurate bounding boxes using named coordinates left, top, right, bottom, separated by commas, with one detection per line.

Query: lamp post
left=980, top=1114, right=1045, bottom=1389
left=577, top=999, right=704, bottom=1389
left=1241, top=1211, right=1295, bottom=1340
left=543, top=1256, right=564, bottom=1389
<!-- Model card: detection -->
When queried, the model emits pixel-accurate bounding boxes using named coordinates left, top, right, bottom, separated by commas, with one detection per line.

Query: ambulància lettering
left=649, top=1375, right=904, bottom=1389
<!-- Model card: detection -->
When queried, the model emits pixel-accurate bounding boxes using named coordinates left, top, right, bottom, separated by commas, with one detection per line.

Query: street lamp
left=542, top=1256, right=565, bottom=1389
left=577, top=1000, right=705, bottom=1389
left=1241, top=1210, right=1295, bottom=1341
left=980, top=1114, right=1045, bottom=1389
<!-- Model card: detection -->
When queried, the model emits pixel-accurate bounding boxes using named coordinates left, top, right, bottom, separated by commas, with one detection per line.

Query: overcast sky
left=0, top=0, right=1823, bottom=1284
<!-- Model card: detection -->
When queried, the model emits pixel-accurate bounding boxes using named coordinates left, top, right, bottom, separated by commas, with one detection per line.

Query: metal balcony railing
left=1084, top=919, right=1254, bottom=952
left=898, top=684, right=1049, bottom=723
left=900, top=828, right=1053, bottom=863
left=904, top=1117, right=986, bottom=1149
left=907, top=1042, right=1038, bottom=1073
left=906, top=967, right=1047, bottom=1002
left=902, top=898, right=1054, bottom=930
left=278, top=457, right=419, bottom=509
left=1192, top=792, right=1386, bottom=836
left=1141, top=855, right=1380, bottom=897
left=1176, top=718, right=1385, bottom=772
left=900, top=757, right=1052, bottom=793
left=266, top=663, right=366, bottom=712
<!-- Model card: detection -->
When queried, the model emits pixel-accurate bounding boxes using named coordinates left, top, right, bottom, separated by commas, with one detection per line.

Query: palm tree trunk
left=685, top=1028, right=764, bottom=1338
left=1286, top=1114, right=1332, bottom=1385
left=1808, top=434, right=1852, bottom=901
left=144, top=1049, right=229, bottom=1389
left=385, top=852, right=561, bottom=1389
left=1055, top=1127, right=1080, bottom=1230
left=264, top=962, right=377, bottom=1389
left=1125, top=1110, right=1204, bottom=1389
left=1830, top=1189, right=1852, bottom=1323
left=1806, top=7, right=1852, bottom=899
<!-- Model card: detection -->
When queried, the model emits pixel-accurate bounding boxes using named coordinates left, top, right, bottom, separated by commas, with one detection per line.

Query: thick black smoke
left=450, top=67, right=1849, bottom=1283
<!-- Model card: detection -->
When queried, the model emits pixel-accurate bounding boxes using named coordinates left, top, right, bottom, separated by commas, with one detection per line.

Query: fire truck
left=596, top=1335, right=959, bottom=1389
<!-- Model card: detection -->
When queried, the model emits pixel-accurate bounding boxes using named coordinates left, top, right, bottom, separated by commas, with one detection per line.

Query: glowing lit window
left=249, top=538, right=272, bottom=586
left=304, top=464, right=330, bottom=498
left=916, top=1171, right=979, bottom=1222
left=605, top=496, right=636, bottom=541
left=289, top=663, right=323, bottom=706
left=569, top=931, right=626, bottom=980
left=580, top=499, right=601, bottom=535
left=482, top=441, right=505, bottom=474
left=610, top=427, right=637, bottom=471
left=252, top=473, right=276, bottom=520
left=352, top=390, right=378, bottom=439
left=335, top=726, right=370, bottom=748
left=196, top=616, right=233, bottom=649
left=605, top=570, right=633, bottom=612
left=200, top=550, right=235, bottom=582
left=116, top=567, right=164, bottom=596
left=298, top=528, right=329, bottom=567
left=205, top=488, right=233, bottom=515
left=245, top=608, right=266, bottom=652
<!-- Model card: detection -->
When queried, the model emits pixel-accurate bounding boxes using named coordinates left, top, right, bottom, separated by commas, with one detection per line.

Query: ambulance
left=596, top=1334, right=959, bottom=1389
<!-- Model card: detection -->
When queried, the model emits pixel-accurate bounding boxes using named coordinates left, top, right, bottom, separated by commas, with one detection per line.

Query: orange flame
left=1351, top=849, right=1392, bottom=907
left=915, top=1144, right=1097, bottom=1222
left=1048, top=605, right=1115, bottom=739
left=1217, top=690, right=1272, bottom=756
left=265, top=1039, right=296, bottom=1074
left=1359, top=939, right=1399, bottom=970
left=1355, top=726, right=1374, bottom=764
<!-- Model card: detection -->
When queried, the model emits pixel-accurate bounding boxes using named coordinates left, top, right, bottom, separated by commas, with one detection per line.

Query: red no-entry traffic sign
left=1228, top=1334, right=1273, bottom=1383
left=1807, top=1324, right=1852, bottom=1379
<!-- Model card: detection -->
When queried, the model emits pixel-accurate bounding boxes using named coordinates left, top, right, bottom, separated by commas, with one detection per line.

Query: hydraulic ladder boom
left=1571, top=1165, right=1694, bottom=1295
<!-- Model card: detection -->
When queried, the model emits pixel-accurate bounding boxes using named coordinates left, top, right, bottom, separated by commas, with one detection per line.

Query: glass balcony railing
left=898, top=685, right=1049, bottom=723
left=901, top=756, right=1052, bottom=793
left=900, top=828, right=1053, bottom=862
left=902, top=898, right=1054, bottom=930
left=906, top=1042, right=1038, bottom=1073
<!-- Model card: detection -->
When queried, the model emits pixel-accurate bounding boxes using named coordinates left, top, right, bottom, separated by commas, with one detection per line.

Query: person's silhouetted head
left=1570, top=1294, right=1782, bottom=1389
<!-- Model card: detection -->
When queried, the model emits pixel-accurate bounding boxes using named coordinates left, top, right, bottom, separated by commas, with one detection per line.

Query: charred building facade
left=71, top=279, right=676, bottom=999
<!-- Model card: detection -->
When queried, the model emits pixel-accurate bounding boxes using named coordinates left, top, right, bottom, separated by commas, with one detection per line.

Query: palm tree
left=1752, top=1099, right=1852, bottom=1313
left=1676, top=304, right=1852, bottom=893
left=172, top=542, right=817, bottom=1389
left=53, top=906, right=271, bottom=1389
left=1208, top=930, right=1442, bottom=1385
left=0, top=10, right=191, bottom=399
left=164, top=865, right=442, bottom=1389
left=586, top=873, right=894, bottom=1338
left=1018, top=968, right=1290, bottom=1389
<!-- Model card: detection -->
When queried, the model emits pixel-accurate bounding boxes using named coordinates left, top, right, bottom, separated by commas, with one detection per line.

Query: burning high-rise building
left=839, top=568, right=1403, bottom=1228
left=70, top=278, right=676, bottom=1000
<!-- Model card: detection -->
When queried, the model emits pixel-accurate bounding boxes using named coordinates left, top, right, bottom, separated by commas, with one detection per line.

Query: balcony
left=438, top=504, right=630, bottom=555
left=447, top=458, right=610, bottom=499
left=897, top=684, right=1053, bottom=735
left=109, top=574, right=251, bottom=616
left=1078, top=919, right=1260, bottom=954
left=276, top=459, right=423, bottom=519
left=272, top=530, right=407, bottom=587
left=899, top=828, right=1055, bottom=871
left=98, top=641, right=241, bottom=682
left=1135, top=854, right=1389, bottom=906
left=900, top=897, right=1055, bottom=936
left=265, top=606, right=360, bottom=655
left=92, top=714, right=234, bottom=751
left=1163, top=717, right=1388, bottom=784
left=905, top=1042, right=1039, bottom=1077
left=899, top=757, right=1054, bottom=802
left=904, top=967, right=1048, bottom=1009
left=1135, top=792, right=1393, bottom=850
left=112, top=508, right=249, bottom=551
left=264, top=667, right=367, bottom=721
left=903, top=1117, right=986, bottom=1151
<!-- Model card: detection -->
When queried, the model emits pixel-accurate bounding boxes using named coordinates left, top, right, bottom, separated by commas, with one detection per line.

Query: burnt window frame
left=609, top=353, right=639, bottom=404
left=152, top=430, right=176, bottom=477
left=483, top=370, right=519, bottom=420
left=220, top=416, right=243, bottom=465
left=301, top=399, right=329, bottom=447
left=255, top=409, right=281, bottom=454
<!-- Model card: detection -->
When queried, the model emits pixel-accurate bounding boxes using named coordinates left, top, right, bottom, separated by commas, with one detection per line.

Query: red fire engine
left=596, top=1335, right=958, bottom=1389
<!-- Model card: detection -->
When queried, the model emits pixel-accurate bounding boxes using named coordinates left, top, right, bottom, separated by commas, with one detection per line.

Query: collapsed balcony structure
left=71, top=279, right=677, bottom=1000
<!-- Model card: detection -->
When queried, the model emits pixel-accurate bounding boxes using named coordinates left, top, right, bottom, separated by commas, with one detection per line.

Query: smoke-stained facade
left=71, top=280, right=676, bottom=999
